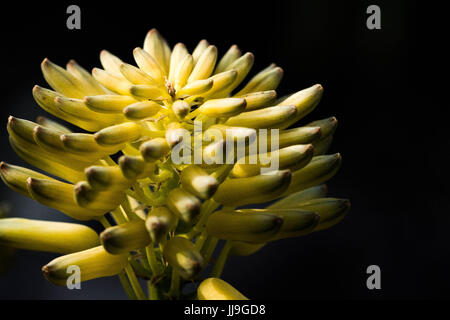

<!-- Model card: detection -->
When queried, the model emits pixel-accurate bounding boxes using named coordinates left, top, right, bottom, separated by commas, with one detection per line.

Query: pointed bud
left=84, top=95, right=137, bottom=113
left=239, top=90, right=277, bottom=111
left=238, top=208, right=319, bottom=240
left=269, top=185, right=328, bottom=209
left=92, top=68, right=131, bottom=95
left=100, top=221, right=151, bottom=254
left=41, top=58, right=85, bottom=99
left=163, top=237, right=204, bottom=280
left=119, top=155, right=154, bottom=180
left=174, top=54, right=194, bottom=91
left=99, top=50, right=124, bottom=77
left=177, top=78, right=213, bottom=97
left=283, top=154, right=341, bottom=196
left=188, top=45, right=218, bottom=82
left=94, top=122, right=142, bottom=146
left=169, top=43, right=189, bottom=82
left=0, top=218, right=99, bottom=254
left=66, top=59, right=105, bottom=95
left=133, top=47, right=165, bottom=84
left=26, top=177, right=102, bottom=220
left=198, top=98, right=246, bottom=118
left=85, top=165, right=131, bottom=191
left=0, top=162, right=51, bottom=197
left=213, top=170, right=292, bottom=207
left=130, top=84, right=171, bottom=100
left=236, top=66, right=283, bottom=96
left=73, top=181, right=124, bottom=211
left=123, top=101, right=161, bottom=119
left=198, top=278, right=249, bottom=300
left=42, top=246, right=127, bottom=285
left=292, top=198, right=351, bottom=231
left=206, top=209, right=283, bottom=243
left=171, top=100, right=190, bottom=120
left=167, top=188, right=201, bottom=223
left=143, top=28, right=171, bottom=75
left=36, top=116, right=71, bottom=133
left=192, top=40, right=209, bottom=64
left=307, top=116, right=338, bottom=139
left=140, top=137, right=170, bottom=161
left=180, top=165, right=218, bottom=199
left=165, top=122, right=187, bottom=148
left=215, top=44, right=241, bottom=74
left=145, top=207, right=176, bottom=243
left=277, top=84, right=324, bottom=129
left=120, top=62, right=157, bottom=85
left=230, top=144, right=314, bottom=178
left=224, top=105, right=297, bottom=129
left=221, top=53, right=254, bottom=95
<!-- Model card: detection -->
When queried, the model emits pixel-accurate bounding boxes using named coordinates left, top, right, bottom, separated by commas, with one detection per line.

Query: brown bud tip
left=41, top=58, right=50, bottom=67
left=273, top=217, right=284, bottom=228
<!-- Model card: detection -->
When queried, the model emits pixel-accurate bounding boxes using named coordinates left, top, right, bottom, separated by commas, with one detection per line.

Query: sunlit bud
left=163, top=236, right=204, bottom=280
left=100, top=50, right=124, bottom=77
left=239, top=90, right=277, bottom=111
left=41, top=58, right=85, bottom=99
left=119, top=155, right=155, bottom=180
left=206, top=209, right=283, bottom=243
left=100, top=221, right=151, bottom=254
left=167, top=187, right=201, bottom=223
left=94, top=122, right=142, bottom=146
left=269, top=185, right=328, bottom=209
left=192, top=39, right=209, bottom=64
left=0, top=218, right=99, bottom=254
left=224, top=105, right=297, bottom=129
left=287, top=197, right=351, bottom=231
left=140, top=137, right=170, bottom=161
left=145, top=206, right=176, bottom=243
left=143, top=28, right=171, bottom=75
left=180, top=165, right=218, bottom=199
left=92, top=67, right=131, bottom=95
left=171, top=100, right=190, bottom=120
left=277, top=84, right=324, bottom=129
left=133, top=47, right=165, bottom=84
left=123, top=101, right=161, bottom=120
left=283, top=154, right=341, bottom=196
left=188, top=45, right=218, bottom=82
left=85, top=165, right=131, bottom=191
left=230, top=144, right=314, bottom=178
left=198, top=278, right=248, bottom=300
left=84, top=95, right=137, bottom=113
left=42, top=246, right=128, bottom=285
left=215, top=44, right=241, bottom=74
left=213, top=170, right=292, bottom=207
left=198, top=98, right=246, bottom=118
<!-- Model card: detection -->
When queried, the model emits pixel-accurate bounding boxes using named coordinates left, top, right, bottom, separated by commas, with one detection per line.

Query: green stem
left=168, top=269, right=180, bottom=299
left=125, top=264, right=147, bottom=300
left=118, top=271, right=137, bottom=300
left=148, top=281, right=160, bottom=300
left=145, top=245, right=161, bottom=275
left=211, top=240, right=232, bottom=278
left=98, top=216, right=111, bottom=229
left=204, top=237, right=219, bottom=265
left=111, top=207, right=127, bottom=224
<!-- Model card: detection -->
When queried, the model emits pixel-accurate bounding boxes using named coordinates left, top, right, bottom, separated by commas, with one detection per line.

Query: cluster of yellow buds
left=0, top=29, right=349, bottom=300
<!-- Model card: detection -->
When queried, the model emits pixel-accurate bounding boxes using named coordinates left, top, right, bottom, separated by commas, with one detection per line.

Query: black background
left=0, top=0, right=446, bottom=300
